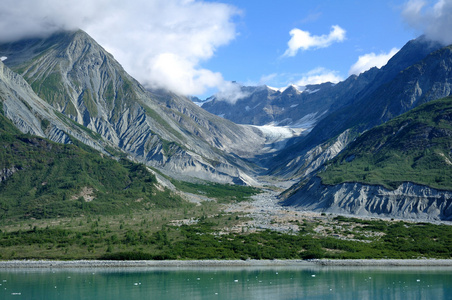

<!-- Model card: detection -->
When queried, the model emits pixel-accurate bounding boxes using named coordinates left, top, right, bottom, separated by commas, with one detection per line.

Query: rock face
left=283, top=177, right=452, bottom=221
left=201, top=83, right=337, bottom=126
left=270, top=37, right=451, bottom=179
left=0, top=166, right=20, bottom=182
left=0, top=59, right=103, bottom=149
left=0, top=30, right=271, bottom=184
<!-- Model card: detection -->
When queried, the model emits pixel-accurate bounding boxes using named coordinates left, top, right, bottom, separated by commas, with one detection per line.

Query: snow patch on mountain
left=305, top=88, right=320, bottom=94
left=266, top=84, right=304, bottom=93
left=250, top=111, right=323, bottom=152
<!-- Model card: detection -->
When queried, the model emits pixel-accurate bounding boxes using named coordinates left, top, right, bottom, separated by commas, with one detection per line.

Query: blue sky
left=200, top=0, right=416, bottom=98
left=1, top=0, right=452, bottom=100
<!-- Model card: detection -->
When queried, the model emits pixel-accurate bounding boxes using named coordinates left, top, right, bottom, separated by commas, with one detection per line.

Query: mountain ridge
left=0, top=30, right=274, bottom=185
left=266, top=36, right=449, bottom=179
left=281, top=96, right=452, bottom=221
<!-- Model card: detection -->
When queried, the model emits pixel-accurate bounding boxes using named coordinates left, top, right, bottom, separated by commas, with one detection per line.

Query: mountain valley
left=0, top=29, right=452, bottom=260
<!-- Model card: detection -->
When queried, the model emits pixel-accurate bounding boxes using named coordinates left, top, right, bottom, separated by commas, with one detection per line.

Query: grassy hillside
left=320, top=97, right=452, bottom=190
left=0, top=107, right=185, bottom=221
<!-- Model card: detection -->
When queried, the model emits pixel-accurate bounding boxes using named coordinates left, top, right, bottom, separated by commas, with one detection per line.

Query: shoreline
left=1, top=259, right=452, bottom=268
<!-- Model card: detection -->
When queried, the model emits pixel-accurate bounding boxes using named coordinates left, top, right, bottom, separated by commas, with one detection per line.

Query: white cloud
left=283, top=25, right=346, bottom=57
left=348, top=48, right=399, bottom=75
left=294, top=67, right=343, bottom=87
left=402, top=0, right=452, bottom=45
left=0, top=0, right=240, bottom=96
left=215, top=81, right=250, bottom=104
left=259, top=73, right=278, bottom=84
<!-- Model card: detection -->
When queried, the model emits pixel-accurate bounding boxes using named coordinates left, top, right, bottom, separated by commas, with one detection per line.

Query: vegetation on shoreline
left=1, top=209, right=451, bottom=260
left=320, top=97, right=452, bottom=190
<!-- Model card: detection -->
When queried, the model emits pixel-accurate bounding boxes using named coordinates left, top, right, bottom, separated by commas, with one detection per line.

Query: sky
left=1, top=0, right=452, bottom=100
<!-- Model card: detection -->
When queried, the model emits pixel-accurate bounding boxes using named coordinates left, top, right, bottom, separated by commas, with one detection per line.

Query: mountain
left=200, top=81, right=369, bottom=129
left=282, top=97, right=452, bottom=221
left=319, top=97, right=452, bottom=190
left=201, top=36, right=442, bottom=131
left=0, top=30, right=272, bottom=185
left=198, top=36, right=445, bottom=180
left=268, top=36, right=447, bottom=179
left=2, top=29, right=452, bottom=223
left=0, top=103, right=182, bottom=220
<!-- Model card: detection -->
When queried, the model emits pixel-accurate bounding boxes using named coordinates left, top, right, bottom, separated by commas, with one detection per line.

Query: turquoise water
left=1, top=266, right=451, bottom=299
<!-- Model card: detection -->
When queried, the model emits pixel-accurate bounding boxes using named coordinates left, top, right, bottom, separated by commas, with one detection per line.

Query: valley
left=0, top=28, right=452, bottom=261
left=1, top=188, right=451, bottom=260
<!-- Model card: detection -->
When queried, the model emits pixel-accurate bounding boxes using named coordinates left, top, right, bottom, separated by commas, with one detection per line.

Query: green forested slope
left=320, top=97, right=452, bottom=190
left=0, top=107, right=182, bottom=221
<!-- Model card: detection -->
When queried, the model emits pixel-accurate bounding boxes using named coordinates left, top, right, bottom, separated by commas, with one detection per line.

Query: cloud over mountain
left=349, top=48, right=399, bottom=75
left=402, top=0, right=452, bottom=45
left=294, top=67, right=343, bottom=87
left=0, top=0, right=240, bottom=96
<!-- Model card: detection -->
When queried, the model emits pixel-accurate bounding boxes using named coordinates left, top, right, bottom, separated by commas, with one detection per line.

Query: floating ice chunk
left=234, top=279, right=239, bottom=282
left=0, top=57, right=7, bottom=61
left=311, top=275, right=316, bottom=277
left=417, top=279, right=421, bottom=282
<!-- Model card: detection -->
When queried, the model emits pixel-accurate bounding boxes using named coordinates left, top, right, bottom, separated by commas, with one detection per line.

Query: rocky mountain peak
left=0, top=30, right=271, bottom=184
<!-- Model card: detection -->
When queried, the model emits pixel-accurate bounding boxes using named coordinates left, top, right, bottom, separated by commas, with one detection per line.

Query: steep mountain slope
left=0, top=59, right=105, bottom=150
left=271, top=36, right=447, bottom=179
left=0, top=105, right=182, bottom=220
left=282, top=97, right=452, bottom=221
left=320, top=97, right=452, bottom=190
left=0, top=30, right=269, bottom=184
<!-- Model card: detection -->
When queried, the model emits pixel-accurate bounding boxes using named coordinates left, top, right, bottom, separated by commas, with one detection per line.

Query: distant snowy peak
left=266, top=84, right=325, bottom=94
left=266, top=84, right=304, bottom=93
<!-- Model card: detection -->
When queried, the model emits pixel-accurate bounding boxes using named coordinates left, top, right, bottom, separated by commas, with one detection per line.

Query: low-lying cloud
left=349, top=48, right=399, bottom=75
left=0, top=0, right=240, bottom=96
left=283, top=25, right=346, bottom=57
left=402, top=0, right=452, bottom=45
left=214, top=82, right=250, bottom=104
left=294, top=67, right=343, bottom=87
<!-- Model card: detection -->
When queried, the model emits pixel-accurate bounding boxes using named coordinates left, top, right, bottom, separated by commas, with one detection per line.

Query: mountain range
left=1, top=30, right=452, bottom=221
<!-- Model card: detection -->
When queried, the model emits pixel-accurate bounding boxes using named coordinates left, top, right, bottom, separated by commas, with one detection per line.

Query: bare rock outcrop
left=283, top=177, right=452, bottom=221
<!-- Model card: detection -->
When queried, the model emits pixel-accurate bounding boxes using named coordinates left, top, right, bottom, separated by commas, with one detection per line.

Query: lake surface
left=1, top=265, right=451, bottom=299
